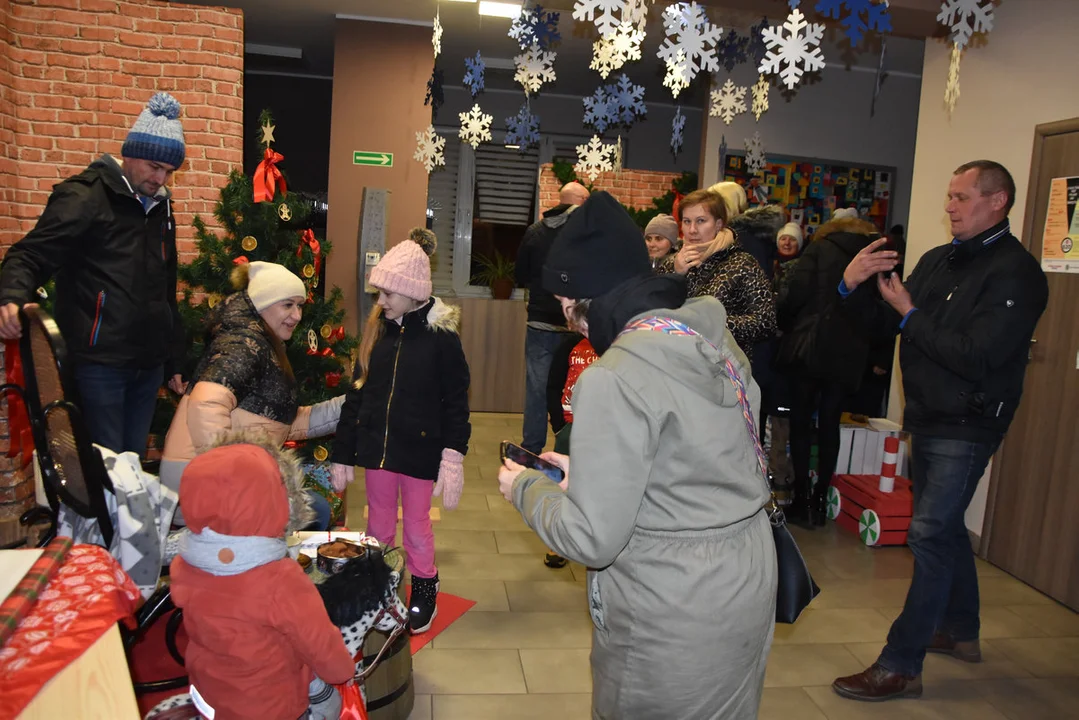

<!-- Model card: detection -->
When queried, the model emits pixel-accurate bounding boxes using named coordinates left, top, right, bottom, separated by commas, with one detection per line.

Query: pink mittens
left=434, top=448, right=465, bottom=510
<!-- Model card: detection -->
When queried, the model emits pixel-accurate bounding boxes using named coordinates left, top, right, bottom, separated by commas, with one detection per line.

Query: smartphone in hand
left=500, top=441, right=565, bottom=483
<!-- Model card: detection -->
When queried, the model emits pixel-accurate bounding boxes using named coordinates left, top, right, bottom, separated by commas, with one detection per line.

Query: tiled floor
left=347, top=413, right=1079, bottom=720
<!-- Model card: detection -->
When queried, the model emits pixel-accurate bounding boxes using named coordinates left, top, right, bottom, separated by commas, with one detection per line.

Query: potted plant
left=471, top=251, right=516, bottom=300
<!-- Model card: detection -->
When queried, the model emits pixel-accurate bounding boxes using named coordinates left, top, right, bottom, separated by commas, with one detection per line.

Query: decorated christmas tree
left=161, top=109, right=357, bottom=522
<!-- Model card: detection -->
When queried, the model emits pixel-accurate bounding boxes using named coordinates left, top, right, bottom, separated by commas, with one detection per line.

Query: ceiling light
left=505, top=144, right=520, bottom=149
left=479, top=1, right=521, bottom=19
left=445, top=0, right=477, bottom=3
left=245, top=43, right=303, bottom=59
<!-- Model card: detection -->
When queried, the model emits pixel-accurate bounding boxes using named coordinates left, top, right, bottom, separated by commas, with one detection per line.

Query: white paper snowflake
left=662, top=51, right=690, bottom=99
left=575, top=135, right=616, bottom=182
left=944, top=41, right=961, bottom=113
left=573, top=0, right=628, bottom=38
left=514, top=42, right=557, bottom=95
left=745, top=131, right=766, bottom=174
left=751, top=74, right=770, bottom=120
left=590, top=22, right=644, bottom=78
left=413, top=125, right=446, bottom=174
left=937, top=0, right=993, bottom=51
left=458, top=104, right=493, bottom=149
left=709, top=77, right=747, bottom=125
left=624, top=0, right=651, bottom=32
left=671, top=105, right=686, bottom=156
left=432, top=9, right=442, bottom=58
left=758, top=8, right=826, bottom=90
left=656, top=1, right=722, bottom=86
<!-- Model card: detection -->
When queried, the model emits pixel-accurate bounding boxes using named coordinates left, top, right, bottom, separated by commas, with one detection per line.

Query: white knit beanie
left=246, top=262, right=307, bottom=312
left=832, top=207, right=859, bottom=221
left=777, top=222, right=804, bottom=250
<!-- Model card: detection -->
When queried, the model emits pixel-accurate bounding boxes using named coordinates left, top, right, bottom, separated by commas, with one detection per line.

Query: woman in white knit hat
left=161, top=261, right=344, bottom=529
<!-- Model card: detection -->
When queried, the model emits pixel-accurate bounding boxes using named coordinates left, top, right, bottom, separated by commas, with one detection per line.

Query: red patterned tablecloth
left=0, top=541, right=141, bottom=719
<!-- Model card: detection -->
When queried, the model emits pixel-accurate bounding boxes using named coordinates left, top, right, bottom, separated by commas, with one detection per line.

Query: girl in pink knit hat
left=329, top=228, right=471, bottom=633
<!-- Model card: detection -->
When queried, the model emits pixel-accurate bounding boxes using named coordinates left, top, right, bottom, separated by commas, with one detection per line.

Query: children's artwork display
left=722, top=153, right=894, bottom=238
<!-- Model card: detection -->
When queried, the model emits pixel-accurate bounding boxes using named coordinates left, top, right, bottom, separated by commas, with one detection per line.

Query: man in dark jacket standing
left=0, top=92, right=188, bottom=456
left=516, top=181, right=589, bottom=454
left=832, top=161, right=1049, bottom=702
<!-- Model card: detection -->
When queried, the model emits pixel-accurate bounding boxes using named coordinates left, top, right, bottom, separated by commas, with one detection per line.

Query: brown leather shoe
left=927, top=631, right=982, bottom=662
left=832, top=663, right=923, bottom=702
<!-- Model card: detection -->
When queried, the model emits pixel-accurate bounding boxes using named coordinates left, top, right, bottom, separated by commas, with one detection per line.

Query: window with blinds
left=428, top=130, right=460, bottom=294
left=469, top=144, right=539, bottom=289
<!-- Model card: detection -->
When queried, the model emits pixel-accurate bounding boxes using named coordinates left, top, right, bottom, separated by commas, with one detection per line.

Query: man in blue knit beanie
left=0, top=92, right=189, bottom=456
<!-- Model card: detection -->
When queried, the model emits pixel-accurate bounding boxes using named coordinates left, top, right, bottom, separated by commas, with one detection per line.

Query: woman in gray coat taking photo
left=498, top=192, right=777, bottom=720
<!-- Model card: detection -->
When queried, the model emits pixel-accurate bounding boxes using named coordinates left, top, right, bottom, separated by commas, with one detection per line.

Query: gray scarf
left=179, top=527, right=288, bottom=576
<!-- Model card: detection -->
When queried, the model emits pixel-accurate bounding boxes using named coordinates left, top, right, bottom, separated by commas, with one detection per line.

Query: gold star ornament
left=260, top=121, right=276, bottom=146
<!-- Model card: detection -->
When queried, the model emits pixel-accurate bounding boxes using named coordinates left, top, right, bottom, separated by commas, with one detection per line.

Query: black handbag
left=620, top=316, right=821, bottom=624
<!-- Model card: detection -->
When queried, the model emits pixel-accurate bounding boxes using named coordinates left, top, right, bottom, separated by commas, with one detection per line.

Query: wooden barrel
left=360, top=548, right=413, bottom=720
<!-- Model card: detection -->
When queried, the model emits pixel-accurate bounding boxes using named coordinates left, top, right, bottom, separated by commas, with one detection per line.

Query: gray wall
left=441, top=85, right=704, bottom=174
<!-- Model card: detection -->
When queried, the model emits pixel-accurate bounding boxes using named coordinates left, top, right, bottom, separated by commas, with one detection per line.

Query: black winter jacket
left=331, top=298, right=471, bottom=480
left=0, top=155, right=183, bottom=374
left=848, top=219, right=1048, bottom=442
left=779, top=219, right=887, bottom=393
left=516, top=204, right=574, bottom=326
left=730, top=205, right=785, bottom=281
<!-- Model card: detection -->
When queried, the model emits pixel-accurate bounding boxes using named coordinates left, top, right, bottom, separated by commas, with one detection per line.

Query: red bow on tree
left=325, top=371, right=342, bottom=388
left=253, top=148, right=287, bottom=203
left=297, top=229, right=321, bottom=276
left=233, top=255, right=249, bottom=265
left=328, top=326, right=345, bottom=343
left=307, top=346, right=334, bottom=358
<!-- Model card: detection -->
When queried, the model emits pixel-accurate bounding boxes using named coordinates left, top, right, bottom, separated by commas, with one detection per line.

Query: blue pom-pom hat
left=121, top=91, right=186, bottom=168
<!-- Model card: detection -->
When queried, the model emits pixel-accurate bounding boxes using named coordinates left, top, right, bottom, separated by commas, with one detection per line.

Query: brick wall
left=537, top=163, right=684, bottom=218
left=0, top=0, right=244, bottom=545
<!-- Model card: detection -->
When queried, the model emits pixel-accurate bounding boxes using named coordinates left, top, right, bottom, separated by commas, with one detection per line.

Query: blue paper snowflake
left=717, top=28, right=749, bottom=72
left=583, top=73, right=646, bottom=133
left=788, top=0, right=801, bottom=7
left=583, top=87, right=619, bottom=133
left=816, top=0, right=892, bottom=46
left=747, top=17, right=770, bottom=65
left=463, top=51, right=485, bottom=96
left=509, top=4, right=561, bottom=50
left=671, top=106, right=686, bottom=157
left=505, top=102, right=540, bottom=151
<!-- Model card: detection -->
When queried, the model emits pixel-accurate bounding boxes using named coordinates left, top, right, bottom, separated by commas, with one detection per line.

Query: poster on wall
left=1040, top=176, right=1079, bottom=274
left=723, top=154, right=894, bottom=240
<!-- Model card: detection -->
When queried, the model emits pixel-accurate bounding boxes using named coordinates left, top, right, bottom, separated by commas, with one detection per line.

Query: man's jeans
left=75, top=362, right=164, bottom=456
left=877, top=434, right=999, bottom=676
left=522, top=327, right=566, bottom=454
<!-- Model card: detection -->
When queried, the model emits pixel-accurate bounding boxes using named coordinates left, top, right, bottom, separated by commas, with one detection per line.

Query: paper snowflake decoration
left=425, top=66, right=445, bottom=116
left=710, top=77, right=747, bottom=125
left=662, top=50, right=690, bottom=99
left=583, top=73, right=646, bottom=132
left=717, top=28, right=748, bottom=72
left=510, top=4, right=561, bottom=49
left=432, top=10, right=442, bottom=58
left=458, top=104, right=493, bottom=149
left=590, top=22, right=644, bottom=79
left=573, top=0, right=629, bottom=38
left=671, top=105, right=686, bottom=157
left=747, top=17, right=769, bottom=64
left=505, top=103, right=541, bottom=150
left=745, top=132, right=766, bottom=174
left=656, top=1, right=722, bottom=86
left=758, top=8, right=826, bottom=90
left=413, top=125, right=446, bottom=174
left=815, top=0, right=892, bottom=47
left=937, top=0, right=993, bottom=51
left=624, top=0, right=650, bottom=32
left=514, top=43, right=557, bottom=95
left=575, top=135, right=615, bottom=182
left=463, top=51, right=485, bottom=97
left=613, top=135, right=624, bottom=175
left=751, top=74, right=770, bottom=120
left=944, top=41, right=961, bottom=113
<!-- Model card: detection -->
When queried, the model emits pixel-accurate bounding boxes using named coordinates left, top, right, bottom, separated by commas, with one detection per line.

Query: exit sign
left=353, top=151, right=393, bottom=167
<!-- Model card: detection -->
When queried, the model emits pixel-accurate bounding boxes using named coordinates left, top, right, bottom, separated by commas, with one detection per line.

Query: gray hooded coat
left=511, top=296, right=778, bottom=720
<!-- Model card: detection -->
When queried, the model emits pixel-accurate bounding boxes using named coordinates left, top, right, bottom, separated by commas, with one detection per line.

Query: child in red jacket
left=170, top=436, right=354, bottom=720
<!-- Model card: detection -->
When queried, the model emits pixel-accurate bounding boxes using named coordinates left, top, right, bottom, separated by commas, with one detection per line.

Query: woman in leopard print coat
left=657, top=189, right=776, bottom=359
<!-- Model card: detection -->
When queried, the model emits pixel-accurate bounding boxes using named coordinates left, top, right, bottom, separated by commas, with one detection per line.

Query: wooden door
left=983, top=119, right=1079, bottom=610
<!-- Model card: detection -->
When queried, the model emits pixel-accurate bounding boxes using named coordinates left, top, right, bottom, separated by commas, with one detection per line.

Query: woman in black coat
left=777, top=217, right=888, bottom=525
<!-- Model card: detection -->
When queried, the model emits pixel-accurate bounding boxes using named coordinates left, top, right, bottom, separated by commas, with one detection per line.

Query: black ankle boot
left=409, top=573, right=440, bottom=634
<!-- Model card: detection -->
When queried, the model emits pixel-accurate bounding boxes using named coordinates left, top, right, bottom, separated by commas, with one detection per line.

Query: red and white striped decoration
left=879, top=435, right=900, bottom=493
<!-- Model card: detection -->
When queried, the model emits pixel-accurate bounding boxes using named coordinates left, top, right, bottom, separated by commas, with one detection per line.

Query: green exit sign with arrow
left=353, top=151, right=393, bottom=167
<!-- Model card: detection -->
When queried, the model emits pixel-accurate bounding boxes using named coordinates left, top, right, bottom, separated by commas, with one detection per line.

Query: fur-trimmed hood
left=202, top=429, right=315, bottom=533
left=812, top=216, right=881, bottom=244
left=415, top=296, right=460, bottom=333
left=729, top=204, right=786, bottom=238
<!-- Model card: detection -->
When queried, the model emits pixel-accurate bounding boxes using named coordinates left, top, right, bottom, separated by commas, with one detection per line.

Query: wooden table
left=18, top=624, right=140, bottom=719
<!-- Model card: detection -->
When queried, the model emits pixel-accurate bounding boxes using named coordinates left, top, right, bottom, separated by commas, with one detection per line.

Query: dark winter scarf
left=587, top=273, right=688, bottom=355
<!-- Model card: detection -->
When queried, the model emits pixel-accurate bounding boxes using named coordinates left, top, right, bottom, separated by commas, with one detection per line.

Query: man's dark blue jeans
left=75, top=362, right=164, bottom=457
left=522, top=327, right=566, bottom=454
left=877, top=433, right=1000, bottom=676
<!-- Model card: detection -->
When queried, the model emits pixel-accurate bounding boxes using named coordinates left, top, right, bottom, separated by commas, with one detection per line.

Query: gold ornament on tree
left=313, top=446, right=329, bottom=462
left=302, top=264, right=315, bottom=279
left=260, top=121, right=276, bottom=147
left=320, top=324, right=333, bottom=339
left=241, top=235, right=258, bottom=251
left=277, top=204, right=292, bottom=222
left=307, top=329, right=318, bottom=352
left=207, top=293, right=222, bottom=309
